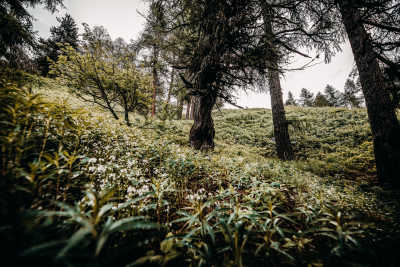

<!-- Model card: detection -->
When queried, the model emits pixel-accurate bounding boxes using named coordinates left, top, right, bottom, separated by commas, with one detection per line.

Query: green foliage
left=36, top=13, right=79, bottom=76
left=0, top=0, right=64, bottom=68
left=313, top=92, right=330, bottom=107
left=1, top=78, right=400, bottom=266
left=285, top=91, right=297, bottom=106
left=324, top=84, right=343, bottom=107
left=50, top=39, right=153, bottom=125
left=299, top=88, right=314, bottom=107
left=214, top=107, right=375, bottom=178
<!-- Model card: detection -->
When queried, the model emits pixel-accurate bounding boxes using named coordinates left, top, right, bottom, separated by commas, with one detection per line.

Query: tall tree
left=261, top=2, right=293, bottom=160
left=135, top=1, right=168, bottom=118
left=324, top=84, right=342, bottom=107
left=299, top=88, right=314, bottom=107
left=314, top=92, right=330, bottom=107
left=285, top=91, right=297, bottom=106
left=337, top=0, right=400, bottom=187
left=152, top=0, right=270, bottom=150
left=0, top=0, right=64, bottom=68
left=342, top=78, right=363, bottom=108
left=36, top=13, right=78, bottom=76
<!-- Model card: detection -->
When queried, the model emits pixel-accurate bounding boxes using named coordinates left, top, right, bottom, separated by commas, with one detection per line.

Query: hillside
left=2, top=79, right=400, bottom=266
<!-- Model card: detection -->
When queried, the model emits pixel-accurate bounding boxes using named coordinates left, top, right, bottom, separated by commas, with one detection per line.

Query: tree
left=285, top=91, right=297, bottom=106
left=383, top=65, right=400, bottom=109
left=150, top=0, right=272, bottom=150
left=324, top=84, right=342, bottom=107
left=50, top=25, right=153, bottom=126
left=342, top=78, right=363, bottom=108
left=36, top=13, right=79, bottom=76
left=299, top=88, right=314, bottom=107
left=0, top=0, right=64, bottom=68
left=314, top=92, right=330, bottom=107
left=336, top=0, right=400, bottom=187
left=135, top=1, right=168, bottom=118
left=260, top=2, right=294, bottom=160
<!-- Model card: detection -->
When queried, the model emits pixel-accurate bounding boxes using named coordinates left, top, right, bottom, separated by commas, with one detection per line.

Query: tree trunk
left=166, top=65, right=175, bottom=105
left=185, top=99, right=191, bottom=119
left=268, top=69, right=294, bottom=160
left=122, top=95, right=131, bottom=126
left=338, top=0, right=400, bottom=187
left=176, top=95, right=183, bottom=120
left=151, top=47, right=159, bottom=117
left=262, top=3, right=294, bottom=161
left=190, top=96, right=198, bottom=120
left=189, top=94, right=216, bottom=151
left=100, top=89, right=119, bottom=120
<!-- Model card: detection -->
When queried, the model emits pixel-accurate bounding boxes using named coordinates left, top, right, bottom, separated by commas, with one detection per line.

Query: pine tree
left=342, top=78, right=363, bottom=108
left=314, top=92, right=330, bottom=107
left=299, top=88, right=314, bottom=107
left=285, top=91, right=297, bottom=106
left=36, top=13, right=78, bottom=76
left=336, top=0, right=400, bottom=187
left=0, top=0, right=64, bottom=68
left=324, top=84, right=342, bottom=107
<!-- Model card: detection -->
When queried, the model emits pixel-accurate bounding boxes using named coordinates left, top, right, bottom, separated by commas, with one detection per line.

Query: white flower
left=127, top=159, right=136, bottom=168
left=97, top=165, right=106, bottom=173
left=88, top=158, right=97, bottom=163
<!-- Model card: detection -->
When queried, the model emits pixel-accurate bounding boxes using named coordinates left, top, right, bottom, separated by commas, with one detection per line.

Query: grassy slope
left=30, top=80, right=400, bottom=265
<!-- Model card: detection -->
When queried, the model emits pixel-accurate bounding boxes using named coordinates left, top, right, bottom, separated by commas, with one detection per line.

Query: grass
left=1, top=75, right=400, bottom=266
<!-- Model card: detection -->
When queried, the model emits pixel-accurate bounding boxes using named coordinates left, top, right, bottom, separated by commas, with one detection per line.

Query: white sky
left=30, top=0, right=355, bottom=109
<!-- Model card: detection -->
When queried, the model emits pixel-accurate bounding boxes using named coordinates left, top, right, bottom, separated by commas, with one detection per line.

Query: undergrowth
left=1, top=72, right=400, bottom=266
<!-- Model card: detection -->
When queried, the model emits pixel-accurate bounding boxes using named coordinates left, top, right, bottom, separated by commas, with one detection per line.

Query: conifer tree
left=285, top=91, right=297, bottom=106
left=324, top=84, right=342, bottom=107
left=36, top=13, right=78, bottom=76
left=342, top=78, right=363, bottom=108
left=314, top=92, right=330, bottom=107
left=299, top=88, right=314, bottom=107
left=0, top=0, right=64, bottom=68
left=335, top=0, right=400, bottom=186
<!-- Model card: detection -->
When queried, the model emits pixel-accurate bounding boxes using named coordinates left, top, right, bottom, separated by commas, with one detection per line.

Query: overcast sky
left=30, top=0, right=355, bottom=108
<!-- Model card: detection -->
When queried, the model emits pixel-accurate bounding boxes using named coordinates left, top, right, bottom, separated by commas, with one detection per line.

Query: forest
left=1, top=0, right=400, bottom=266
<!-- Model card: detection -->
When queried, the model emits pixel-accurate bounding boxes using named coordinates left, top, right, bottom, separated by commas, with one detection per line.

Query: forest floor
left=3, top=78, right=400, bottom=266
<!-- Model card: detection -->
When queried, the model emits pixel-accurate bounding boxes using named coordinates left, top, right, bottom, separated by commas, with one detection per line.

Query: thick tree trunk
left=176, top=96, right=183, bottom=120
left=185, top=99, right=191, bottom=119
left=338, top=0, right=400, bottom=187
left=262, top=4, right=294, bottom=160
left=189, top=94, right=216, bottom=151
left=190, top=96, right=198, bottom=120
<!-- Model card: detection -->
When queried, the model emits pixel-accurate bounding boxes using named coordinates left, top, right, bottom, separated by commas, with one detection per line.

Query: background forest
left=1, top=0, right=400, bottom=266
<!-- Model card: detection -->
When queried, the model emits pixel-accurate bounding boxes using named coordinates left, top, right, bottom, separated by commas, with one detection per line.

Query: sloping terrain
left=2, top=79, right=400, bottom=266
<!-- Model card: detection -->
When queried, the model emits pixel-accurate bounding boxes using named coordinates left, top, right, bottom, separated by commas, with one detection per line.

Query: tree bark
left=268, top=69, right=294, bottom=160
left=262, top=3, right=294, bottom=161
left=185, top=99, right=191, bottom=119
left=189, top=94, right=216, bottom=151
left=151, top=47, right=159, bottom=117
left=121, top=95, right=131, bottom=126
left=190, top=96, right=197, bottom=120
left=338, top=0, right=400, bottom=187
left=176, top=95, right=183, bottom=120
left=166, top=64, right=175, bottom=105
left=100, top=88, right=119, bottom=120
